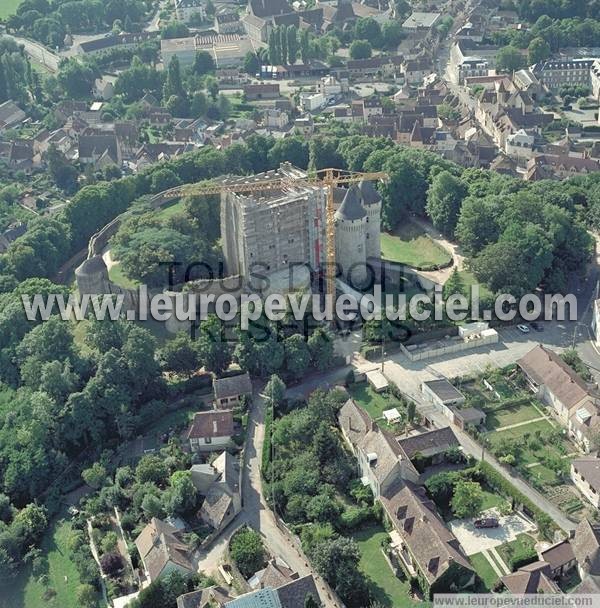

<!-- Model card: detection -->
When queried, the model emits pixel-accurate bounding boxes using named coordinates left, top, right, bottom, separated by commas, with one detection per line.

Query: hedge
left=475, top=462, right=556, bottom=540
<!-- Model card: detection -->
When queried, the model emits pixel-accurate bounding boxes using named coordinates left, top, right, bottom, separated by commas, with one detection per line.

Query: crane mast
left=158, top=168, right=388, bottom=299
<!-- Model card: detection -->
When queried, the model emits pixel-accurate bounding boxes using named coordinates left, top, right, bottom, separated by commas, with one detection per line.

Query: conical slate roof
left=359, top=180, right=381, bottom=206
left=335, top=185, right=366, bottom=221
left=76, top=255, right=108, bottom=276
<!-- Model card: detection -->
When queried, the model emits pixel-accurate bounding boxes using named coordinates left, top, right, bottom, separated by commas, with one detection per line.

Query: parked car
left=530, top=321, right=544, bottom=332
left=517, top=324, right=530, bottom=333
left=474, top=518, right=499, bottom=528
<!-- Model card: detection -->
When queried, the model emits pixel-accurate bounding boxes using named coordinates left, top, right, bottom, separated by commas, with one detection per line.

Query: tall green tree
left=287, top=26, right=298, bottom=64
left=425, top=170, right=467, bottom=236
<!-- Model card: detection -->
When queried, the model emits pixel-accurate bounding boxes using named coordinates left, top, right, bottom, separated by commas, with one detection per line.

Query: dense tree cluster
left=5, top=0, right=151, bottom=46
left=514, top=0, right=600, bottom=22
left=491, top=14, right=600, bottom=52
left=229, top=526, right=266, bottom=578
left=0, top=37, right=39, bottom=107
left=265, top=389, right=372, bottom=606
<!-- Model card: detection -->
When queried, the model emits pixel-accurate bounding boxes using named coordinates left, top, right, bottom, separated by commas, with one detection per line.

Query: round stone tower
left=359, top=180, right=382, bottom=260
left=75, top=255, right=111, bottom=296
left=335, top=185, right=368, bottom=287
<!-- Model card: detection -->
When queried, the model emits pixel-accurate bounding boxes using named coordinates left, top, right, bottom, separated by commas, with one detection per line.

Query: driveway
left=448, top=510, right=536, bottom=556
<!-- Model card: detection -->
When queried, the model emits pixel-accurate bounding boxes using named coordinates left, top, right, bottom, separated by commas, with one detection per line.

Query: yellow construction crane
left=155, top=168, right=388, bottom=299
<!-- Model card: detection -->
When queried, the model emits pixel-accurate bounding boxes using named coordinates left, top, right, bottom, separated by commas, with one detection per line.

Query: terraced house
left=517, top=345, right=600, bottom=452
left=338, top=399, right=474, bottom=597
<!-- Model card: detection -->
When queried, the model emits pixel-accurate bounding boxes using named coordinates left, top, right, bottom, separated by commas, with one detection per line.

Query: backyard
left=460, top=370, right=586, bottom=516
left=470, top=552, right=498, bottom=591
left=0, top=515, right=97, bottom=608
left=347, top=383, right=407, bottom=428
left=380, top=223, right=451, bottom=269
left=352, top=526, right=421, bottom=608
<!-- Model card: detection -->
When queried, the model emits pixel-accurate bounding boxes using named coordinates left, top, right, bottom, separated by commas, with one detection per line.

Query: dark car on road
left=474, top=518, right=499, bottom=528
left=530, top=322, right=544, bottom=332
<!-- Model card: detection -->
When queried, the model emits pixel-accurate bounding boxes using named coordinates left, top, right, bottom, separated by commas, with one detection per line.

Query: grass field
left=108, top=261, right=140, bottom=289
left=484, top=402, right=542, bottom=431
left=456, top=270, right=493, bottom=300
left=0, top=516, right=97, bottom=608
left=348, top=383, right=404, bottom=424
left=484, top=417, right=570, bottom=467
left=352, top=526, right=419, bottom=607
left=154, top=200, right=185, bottom=221
left=0, top=0, right=22, bottom=18
left=480, top=488, right=507, bottom=511
left=380, top=223, right=451, bottom=268
left=470, top=552, right=498, bottom=591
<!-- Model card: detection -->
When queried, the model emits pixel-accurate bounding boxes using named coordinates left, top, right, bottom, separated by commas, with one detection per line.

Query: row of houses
left=501, top=518, right=600, bottom=594
left=338, top=398, right=475, bottom=597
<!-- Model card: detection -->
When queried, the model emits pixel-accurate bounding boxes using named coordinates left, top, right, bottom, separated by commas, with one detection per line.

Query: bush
left=99, top=552, right=123, bottom=576
left=229, top=526, right=266, bottom=579
left=339, top=505, right=373, bottom=530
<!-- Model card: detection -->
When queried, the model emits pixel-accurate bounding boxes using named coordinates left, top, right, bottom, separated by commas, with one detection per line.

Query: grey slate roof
left=335, top=185, right=366, bottom=221
left=572, top=458, right=600, bottom=493
left=213, top=372, right=252, bottom=400
left=573, top=519, right=600, bottom=576
left=338, top=398, right=372, bottom=447
left=358, top=180, right=381, bottom=206
left=398, top=426, right=459, bottom=459
left=276, top=574, right=321, bottom=608
left=423, top=379, right=465, bottom=403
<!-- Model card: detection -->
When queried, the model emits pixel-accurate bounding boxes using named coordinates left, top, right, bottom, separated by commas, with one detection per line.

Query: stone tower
left=75, top=255, right=111, bottom=296
left=335, top=185, right=368, bottom=287
left=359, top=180, right=382, bottom=260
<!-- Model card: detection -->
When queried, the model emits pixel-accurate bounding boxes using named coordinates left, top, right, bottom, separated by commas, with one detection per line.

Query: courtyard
left=448, top=509, right=536, bottom=557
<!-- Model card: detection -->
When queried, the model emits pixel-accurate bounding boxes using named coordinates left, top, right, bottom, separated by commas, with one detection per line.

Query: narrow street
left=197, top=392, right=342, bottom=607
left=6, top=35, right=60, bottom=72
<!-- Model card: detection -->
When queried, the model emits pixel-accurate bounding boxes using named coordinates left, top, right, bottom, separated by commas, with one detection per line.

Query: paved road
left=8, top=35, right=60, bottom=72
left=197, top=392, right=342, bottom=607
left=420, top=400, right=578, bottom=532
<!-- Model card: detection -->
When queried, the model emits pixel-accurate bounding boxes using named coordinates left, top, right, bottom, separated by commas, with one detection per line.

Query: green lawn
left=484, top=402, right=542, bottom=431
left=154, top=200, right=185, bottom=221
left=352, top=526, right=420, bottom=608
left=380, top=223, right=451, bottom=268
left=108, top=261, right=139, bottom=289
left=497, top=534, right=536, bottom=572
left=484, top=418, right=567, bottom=465
left=480, top=489, right=507, bottom=511
left=456, top=270, right=493, bottom=300
left=0, top=517, right=97, bottom=608
left=470, top=552, right=498, bottom=591
left=348, top=383, right=404, bottom=423
left=0, top=0, right=22, bottom=18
